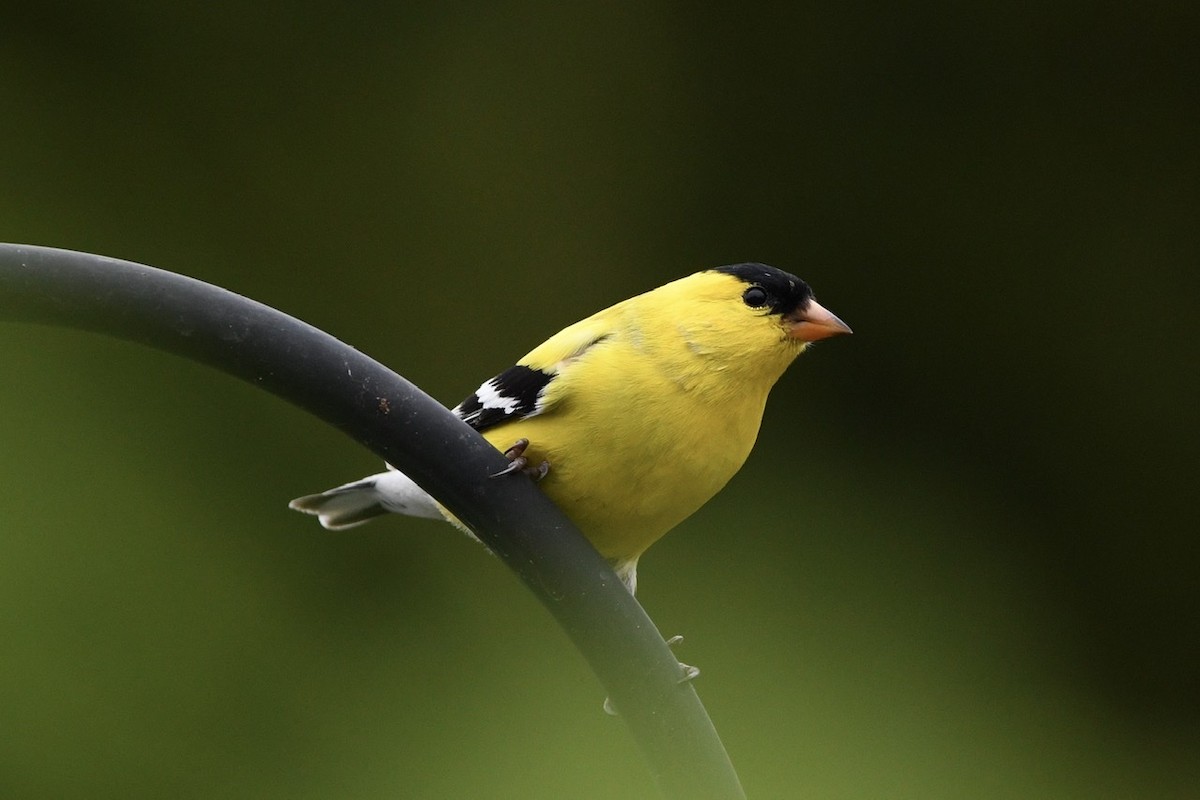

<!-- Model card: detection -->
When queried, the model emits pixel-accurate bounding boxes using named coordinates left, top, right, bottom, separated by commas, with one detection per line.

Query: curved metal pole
left=0, top=243, right=745, bottom=800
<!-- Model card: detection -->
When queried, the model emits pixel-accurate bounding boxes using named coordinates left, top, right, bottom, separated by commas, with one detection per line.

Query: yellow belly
left=482, top=388, right=767, bottom=563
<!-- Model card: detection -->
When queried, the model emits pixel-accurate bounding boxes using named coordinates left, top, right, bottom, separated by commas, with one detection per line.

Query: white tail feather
left=289, top=468, right=444, bottom=530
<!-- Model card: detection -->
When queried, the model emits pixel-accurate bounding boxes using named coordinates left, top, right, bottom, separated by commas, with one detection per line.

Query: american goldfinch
left=290, top=263, right=850, bottom=593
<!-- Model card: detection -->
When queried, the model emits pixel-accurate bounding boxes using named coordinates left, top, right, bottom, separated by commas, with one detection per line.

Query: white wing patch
left=453, top=365, right=554, bottom=432
left=474, top=378, right=523, bottom=416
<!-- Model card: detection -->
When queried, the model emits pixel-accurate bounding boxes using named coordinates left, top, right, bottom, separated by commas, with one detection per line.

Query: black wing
left=452, top=365, right=554, bottom=433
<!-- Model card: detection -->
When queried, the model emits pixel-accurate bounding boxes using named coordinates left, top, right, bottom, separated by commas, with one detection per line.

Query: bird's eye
left=742, top=286, right=769, bottom=308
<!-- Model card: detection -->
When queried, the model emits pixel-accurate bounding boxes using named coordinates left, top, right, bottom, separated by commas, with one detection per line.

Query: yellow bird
left=290, top=263, right=850, bottom=594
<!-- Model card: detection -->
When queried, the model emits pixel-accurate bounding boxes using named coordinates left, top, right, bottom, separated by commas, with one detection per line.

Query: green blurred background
left=2, top=2, right=1196, bottom=798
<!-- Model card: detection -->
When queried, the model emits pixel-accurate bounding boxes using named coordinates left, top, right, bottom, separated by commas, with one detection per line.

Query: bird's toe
left=490, top=439, right=551, bottom=480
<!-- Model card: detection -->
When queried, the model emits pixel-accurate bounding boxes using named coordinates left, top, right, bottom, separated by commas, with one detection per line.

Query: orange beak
left=787, top=299, right=853, bottom=342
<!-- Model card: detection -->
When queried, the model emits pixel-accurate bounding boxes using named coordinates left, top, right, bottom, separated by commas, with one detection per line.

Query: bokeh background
left=2, top=3, right=1197, bottom=798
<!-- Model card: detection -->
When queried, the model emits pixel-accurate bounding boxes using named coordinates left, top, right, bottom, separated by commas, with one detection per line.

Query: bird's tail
left=289, top=468, right=444, bottom=530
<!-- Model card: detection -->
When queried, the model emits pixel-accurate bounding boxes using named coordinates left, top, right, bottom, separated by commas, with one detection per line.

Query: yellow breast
left=483, top=329, right=777, bottom=562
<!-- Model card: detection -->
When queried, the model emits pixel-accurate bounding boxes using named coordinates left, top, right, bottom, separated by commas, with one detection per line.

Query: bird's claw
left=489, top=455, right=528, bottom=478
left=489, top=438, right=550, bottom=481
left=503, top=438, right=530, bottom=460
left=600, top=635, right=698, bottom=714
left=602, top=674, right=699, bottom=715
left=667, top=635, right=699, bottom=683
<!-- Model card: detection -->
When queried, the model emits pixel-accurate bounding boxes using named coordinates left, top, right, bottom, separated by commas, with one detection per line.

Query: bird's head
left=634, top=262, right=851, bottom=393
left=709, top=263, right=851, bottom=346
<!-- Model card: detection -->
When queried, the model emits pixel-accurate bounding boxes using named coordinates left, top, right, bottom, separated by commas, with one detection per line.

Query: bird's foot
left=489, top=438, right=550, bottom=481
left=667, top=635, right=700, bottom=683
left=601, top=635, right=699, bottom=714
